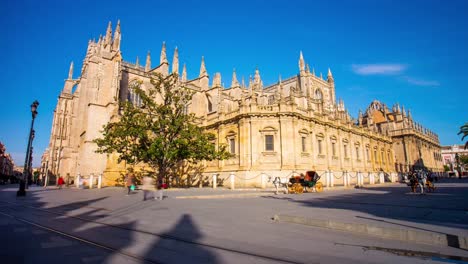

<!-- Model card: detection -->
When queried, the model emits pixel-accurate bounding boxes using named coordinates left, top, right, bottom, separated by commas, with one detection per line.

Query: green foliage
left=459, top=154, right=468, bottom=166
left=94, top=73, right=230, bottom=183
left=443, top=165, right=450, bottom=172
left=458, top=122, right=468, bottom=149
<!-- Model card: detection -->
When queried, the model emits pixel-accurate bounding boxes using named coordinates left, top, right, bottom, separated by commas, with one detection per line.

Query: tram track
left=0, top=200, right=303, bottom=264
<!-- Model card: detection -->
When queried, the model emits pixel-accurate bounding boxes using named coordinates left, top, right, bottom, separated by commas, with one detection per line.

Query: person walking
left=417, top=170, right=427, bottom=194
left=125, top=170, right=135, bottom=196
left=142, top=176, right=155, bottom=201
left=57, top=176, right=64, bottom=189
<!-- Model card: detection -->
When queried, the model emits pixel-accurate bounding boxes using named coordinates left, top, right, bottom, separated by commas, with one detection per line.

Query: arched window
left=128, top=80, right=142, bottom=107
left=315, top=89, right=323, bottom=100
left=206, top=95, right=213, bottom=113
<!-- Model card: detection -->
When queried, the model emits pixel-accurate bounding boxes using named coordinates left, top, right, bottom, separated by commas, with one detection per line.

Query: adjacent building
left=0, top=142, right=15, bottom=177
left=42, top=21, right=443, bottom=187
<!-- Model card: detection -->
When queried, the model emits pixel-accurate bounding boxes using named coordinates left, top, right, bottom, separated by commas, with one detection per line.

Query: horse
left=267, top=175, right=290, bottom=194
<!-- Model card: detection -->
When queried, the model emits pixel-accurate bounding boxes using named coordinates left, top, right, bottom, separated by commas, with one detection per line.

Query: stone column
left=98, top=173, right=102, bottom=189
left=230, top=172, right=235, bottom=190
left=90, top=173, right=94, bottom=189
left=212, top=173, right=217, bottom=189
left=76, top=173, right=80, bottom=188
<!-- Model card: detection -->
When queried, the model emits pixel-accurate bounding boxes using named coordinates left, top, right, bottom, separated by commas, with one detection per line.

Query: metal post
left=17, top=100, right=39, bottom=197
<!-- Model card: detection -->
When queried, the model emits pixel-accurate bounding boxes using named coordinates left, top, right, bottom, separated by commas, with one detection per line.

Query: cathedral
left=41, top=21, right=443, bottom=187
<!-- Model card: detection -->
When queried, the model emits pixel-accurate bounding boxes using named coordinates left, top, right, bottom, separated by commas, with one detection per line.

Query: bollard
left=98, top=173, right=102, bottom=189
left=330, top=171, right=334, bottom=187
left=90, top=173, right=94, bottom=189
left=325, top=171, right=330, bottom=187
left=212, top=173, right=217, bottom=189
left=379, top=172, right=384, bottom=184
left=261, top=173, right=266, bottom=189
left=370, top=173, right=375, bottom=185
left=76, top=173, right=81, bottom=188
left=346, top=171, right=351, bottom=187
left=230, top=172, right=235, bottom=190
left=357, top=172, right=362, bottom=187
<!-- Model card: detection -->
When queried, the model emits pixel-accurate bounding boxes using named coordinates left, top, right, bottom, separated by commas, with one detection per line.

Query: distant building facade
left=0, top=142, right=14, bottom=176
left=42, top=22, right=443, bottom=187
left=441, top=145, right=468, bottom=172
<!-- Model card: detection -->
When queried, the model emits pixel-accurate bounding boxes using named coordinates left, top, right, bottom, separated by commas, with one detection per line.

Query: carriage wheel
left=315, top=182, right=324, bottom=193
left=293, top=183, right=303, bottom=194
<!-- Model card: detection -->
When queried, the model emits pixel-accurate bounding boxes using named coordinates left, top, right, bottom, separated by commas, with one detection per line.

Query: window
left=374, top=150, right=378, bottom=162
left=366, top=148, right=370, bottom=161
left=332, top=142, right=336, bottom=156
left=315, top=89, right=323, bottom=100
left=265, top=135, right=274, bottom=151
left=207, top=96, right=213, bottom=112
left=318, top=139, right=323, bottom=154
left=381, top=151, right=385, bottom=164
left=302, top=136, right=306, bottom=152
left=356, top=146, right=360, bottom=159
left=128, top=88, right=142, bottom=107
left=268, top=95, right=275, bottom=105
left=344, top=144, right=348, bottom=158
left=229, top=138, right=236, bottom=154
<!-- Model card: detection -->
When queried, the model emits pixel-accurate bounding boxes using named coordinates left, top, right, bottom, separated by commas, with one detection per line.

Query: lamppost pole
left=17, top=100, right=39, bottom=197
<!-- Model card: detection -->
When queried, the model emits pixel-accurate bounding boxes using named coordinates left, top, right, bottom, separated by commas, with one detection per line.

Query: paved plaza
left=0, top=178, right=467, bottom=263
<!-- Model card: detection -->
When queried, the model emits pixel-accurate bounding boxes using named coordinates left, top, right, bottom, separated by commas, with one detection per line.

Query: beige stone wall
left=42, top=22, right=442, bottom=188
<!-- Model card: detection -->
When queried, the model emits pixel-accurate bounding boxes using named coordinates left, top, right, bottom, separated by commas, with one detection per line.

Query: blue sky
left=1, top=0, right=467, bottom=167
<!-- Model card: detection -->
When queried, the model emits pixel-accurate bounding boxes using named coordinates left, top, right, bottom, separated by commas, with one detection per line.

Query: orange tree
left=94, top=73, right=230, bottom=186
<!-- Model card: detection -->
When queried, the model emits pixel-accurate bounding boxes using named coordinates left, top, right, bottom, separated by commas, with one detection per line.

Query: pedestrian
left=417, top=170, right=427, bottom=194
left=156, top=177, right=164, bottom=200
left=125, top=170, right=135, bottom=196
left=142, top=176, right=156, bottom=201
left=57, top=176, right=64, bottom=189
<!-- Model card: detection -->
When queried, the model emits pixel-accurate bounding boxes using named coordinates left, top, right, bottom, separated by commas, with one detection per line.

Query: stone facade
left=0, top=142, right=15, bottom=176
left=42, top=22, right=443, bottom=187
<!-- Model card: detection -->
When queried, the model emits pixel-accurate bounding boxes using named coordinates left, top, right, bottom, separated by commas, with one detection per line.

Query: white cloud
left=401, top=76, right=440, bottom=87
left=351, top=64, right=407, bottom=75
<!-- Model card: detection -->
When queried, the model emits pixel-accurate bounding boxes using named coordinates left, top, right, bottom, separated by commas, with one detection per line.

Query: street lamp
left=17, top=100, right=39, bottom=197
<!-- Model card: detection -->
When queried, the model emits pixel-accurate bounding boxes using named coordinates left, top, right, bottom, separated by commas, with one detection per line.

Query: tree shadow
left=143, top=214, right=218, bottom=263
left=1, top=186, right=217, bottom=263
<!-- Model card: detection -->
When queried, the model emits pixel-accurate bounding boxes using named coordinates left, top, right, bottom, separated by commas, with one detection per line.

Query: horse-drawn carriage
left=269, top=171, right=323, bottom=194
left=288, top=171, right=324, bottom=194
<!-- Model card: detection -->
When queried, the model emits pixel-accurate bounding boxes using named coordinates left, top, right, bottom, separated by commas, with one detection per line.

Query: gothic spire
left=254, top=67, right=261, bottom=84
left=299, top=51, right=305, bottom=72
left=113, top=20, right=121, bottom=51
left=160, top=42, right=168, bottom=64
left=231, top=68, right=239, bottom=87
left=135, top=56, right=140, bottom=68
left=306, top=64, right=310, bottom=74
left=327, top=68, right=334, bottom=83
left=181, top=63, right=187, bottom=82
left=145, top=51, right=151, bottom=72
left=199, top=56, right=207, bottom=77
left=105, top=21, right=112, bottom=46
left=172, top=47, right=179, bottom=74
left=68, top=61, right=74, bottom=80
left=312, top=68, right=315, bottom=76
